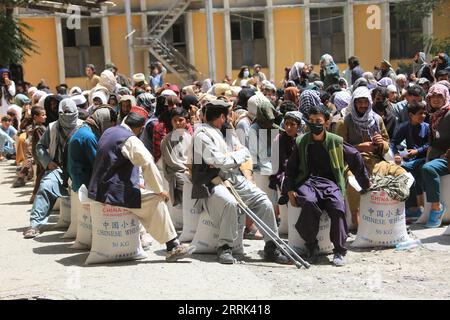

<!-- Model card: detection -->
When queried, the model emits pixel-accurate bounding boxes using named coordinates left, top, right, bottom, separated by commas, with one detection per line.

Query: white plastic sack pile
left=62, top=190, right=81, bottom=239
left=416, top=175, right=450, bottom=224
left=287, top=204, right=334, bottom=254
left=277, top=190, right=288, bottom=235
left=169, top=203, right=183, bottom=230
left=191, top=210, right=245, bottom=255
left=72, top=185, right=93, bottom=249
left=55, top=196, right=71, bottom=229
left=179, top=180, right=202, bottom=242
left=159, top=168, right=183, bottom=230
left=85, top=201, right=148, bottom=265
left=254, top=173, right=277, bottom=207
left=346, top=201, right=357, bottom=231
left=353, top=190, right=412, bottom=247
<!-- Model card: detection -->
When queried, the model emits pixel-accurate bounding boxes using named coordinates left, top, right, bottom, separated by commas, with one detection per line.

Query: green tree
left=391, top=0, right=443, bottom=21
left=392, top=0, right=450, bottom=56
left=0, top=1, right=37, bottom=68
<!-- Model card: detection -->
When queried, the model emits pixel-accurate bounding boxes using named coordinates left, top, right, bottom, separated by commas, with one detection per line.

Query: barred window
left=310, top=7, right=345, bottom=64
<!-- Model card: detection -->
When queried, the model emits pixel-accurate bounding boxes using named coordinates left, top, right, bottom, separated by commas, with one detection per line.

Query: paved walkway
left=1, top=160, right=449, bottom=300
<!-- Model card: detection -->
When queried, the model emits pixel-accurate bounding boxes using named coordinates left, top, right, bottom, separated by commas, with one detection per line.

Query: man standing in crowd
left=106, top=62, right=131, bottom=89
left=85, top=64, right=101, bottom=90
left=1, top=68, right=16, bottom=115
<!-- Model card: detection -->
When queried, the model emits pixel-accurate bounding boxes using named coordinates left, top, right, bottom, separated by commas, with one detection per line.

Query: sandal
left=244, top=226, right=264, bottom=240
left=23, top=227, right=40, bottom=239
left=166, top=244, right=196, bottom=262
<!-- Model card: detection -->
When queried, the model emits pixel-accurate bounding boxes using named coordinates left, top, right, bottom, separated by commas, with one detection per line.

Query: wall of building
left=353, top=4, right=383, bottom=73
left=433, top=0, right=450, bottom=42
left=109, top=15, right=144, bottom=79
left=18, top=0, right=450, bottom=91
left=192, top=12, right=226, bottom=81
left=20, top=18, right=60, bottom=90
left=273, top=8, right=305, bottom=86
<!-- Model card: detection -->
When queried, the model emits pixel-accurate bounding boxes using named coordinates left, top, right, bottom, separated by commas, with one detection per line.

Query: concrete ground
left=1, top=160, right=450, bottom=300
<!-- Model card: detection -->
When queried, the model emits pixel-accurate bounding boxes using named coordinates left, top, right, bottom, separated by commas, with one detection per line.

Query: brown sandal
left=244, top=226, right=264, bottom=240
left=23, top=227, right=40, bottom=239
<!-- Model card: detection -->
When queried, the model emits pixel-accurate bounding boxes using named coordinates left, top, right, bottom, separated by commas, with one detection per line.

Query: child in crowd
left=0, top=115, right=17, bottom=160
left=29, top=106, right=47, bottom=203
left=391, top=101, right=430, bottom=218
left=160, top=107, right=192, bottom=207
left=270, top=111, right=304, bottom=199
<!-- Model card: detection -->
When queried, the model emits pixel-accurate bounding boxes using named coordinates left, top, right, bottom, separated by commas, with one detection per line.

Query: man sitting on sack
left=281, top=104, right=370, bottom=266
left=87, top=112, right=194, bottom=262
left=190, top=99, right=289, bottom=265
left=23, top=99, right=83, bottom=238
left=336, top=86, right=406, bottom=226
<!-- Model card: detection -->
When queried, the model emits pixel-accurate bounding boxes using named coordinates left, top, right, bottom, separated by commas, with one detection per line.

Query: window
left=62, top=18, right=105, bottom=77
left=230, top=12, right=267, bottom=69
left=389, top=4, right=423, bottom=59
left=231, top=21, right=241, bottom=40
left=63, top=28, right=76, bottom=47
left=88, top=26, right=102, bottom=47
left=310, top=7, right=345, bottom=64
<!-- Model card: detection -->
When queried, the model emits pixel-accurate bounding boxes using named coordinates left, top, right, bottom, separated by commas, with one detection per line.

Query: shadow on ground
left=420, top=234, right=450, bottom=246
left=8, top=227, right=28, bottom=233
left=12, top=190, right=33, bottom=197
left=32, top=243, right=82, bottom=255
left=32, top=232, right=74, bottom=243
left=55, top=253, right=184, bottom=267
left=0, top=200, right=31, bottom=206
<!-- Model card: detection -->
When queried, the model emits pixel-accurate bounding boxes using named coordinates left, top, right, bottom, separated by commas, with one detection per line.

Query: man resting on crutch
left=190, top=99, right=289, bottom=265
left=281, top=104, right=370, bottom=266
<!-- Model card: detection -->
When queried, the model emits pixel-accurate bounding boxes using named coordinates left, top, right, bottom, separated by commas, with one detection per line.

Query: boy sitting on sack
left=281, top=104, right=370, bottom=266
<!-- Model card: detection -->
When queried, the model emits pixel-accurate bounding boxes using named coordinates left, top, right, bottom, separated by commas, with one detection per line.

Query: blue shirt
left=1, top=125, right=17, bottom=152
left=390, top=121, right=430, bottom=160
left=1, top=125, right=17, bottom=138
left=67, top=125, right=98, bottom=192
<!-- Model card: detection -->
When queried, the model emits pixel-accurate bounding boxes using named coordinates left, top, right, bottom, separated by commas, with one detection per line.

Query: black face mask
left=220, top=121, right=232, bottom=137
left=373, top=101, right=388, bottom=113
left=308, top=122, right=324, bottom=135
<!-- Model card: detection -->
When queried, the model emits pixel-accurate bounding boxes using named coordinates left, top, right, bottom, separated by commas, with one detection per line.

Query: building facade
left=16, top=0, right=450, bottom=90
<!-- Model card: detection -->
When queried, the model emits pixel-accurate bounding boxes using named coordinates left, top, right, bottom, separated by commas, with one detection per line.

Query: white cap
left=37, top=94, right=48, bottom=107
left=264, top=82, right=276, bottom=92
left=161, top=89, right=177, bottom=97
left=133, top=73, right=147, bottom=84
left=27, top=86, right=37, bottom=96
left=69, top=86, right=82, bottom=96
left=387, top=84, right=397, bottom=93
left=71, top=94, right=87, bottom=106
left=92, top=91, right=108, bottom=105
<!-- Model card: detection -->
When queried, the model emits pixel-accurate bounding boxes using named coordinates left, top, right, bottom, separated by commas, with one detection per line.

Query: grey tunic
left=193, top=124, right=279, bottom=249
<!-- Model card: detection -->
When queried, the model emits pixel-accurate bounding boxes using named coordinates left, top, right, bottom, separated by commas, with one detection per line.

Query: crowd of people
left=0, top=49, right=449, bottom=267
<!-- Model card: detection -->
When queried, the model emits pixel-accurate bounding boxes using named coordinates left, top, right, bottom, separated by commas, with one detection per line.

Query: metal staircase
left=137, top=0, right=199, bottom=85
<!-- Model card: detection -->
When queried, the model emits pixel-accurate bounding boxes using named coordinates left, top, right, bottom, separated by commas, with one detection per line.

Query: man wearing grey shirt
left=190, top=100, right=288, bottom=265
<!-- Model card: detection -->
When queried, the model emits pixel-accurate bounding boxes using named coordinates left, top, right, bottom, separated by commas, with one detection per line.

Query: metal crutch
left=220, top=179, right=311, bottom=269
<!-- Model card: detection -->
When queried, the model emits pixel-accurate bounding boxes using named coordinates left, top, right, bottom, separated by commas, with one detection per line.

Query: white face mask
left=243, top=71, right=250, bottom=78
